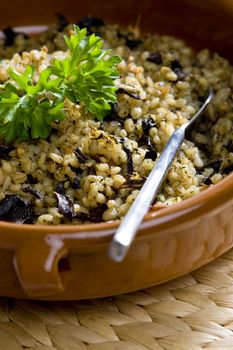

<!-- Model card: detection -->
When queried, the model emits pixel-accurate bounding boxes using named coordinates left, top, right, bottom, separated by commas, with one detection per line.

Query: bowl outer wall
left=1, top=174, right=233, bottom=299
left=0, top=0, right=233, bottom=299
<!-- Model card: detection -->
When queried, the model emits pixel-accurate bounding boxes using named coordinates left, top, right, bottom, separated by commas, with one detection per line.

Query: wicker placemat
left=1, top=249, right=233, bottom=350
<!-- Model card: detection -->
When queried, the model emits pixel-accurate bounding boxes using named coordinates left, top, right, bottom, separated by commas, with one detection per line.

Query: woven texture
left=1, top=250, right=233, bottom=349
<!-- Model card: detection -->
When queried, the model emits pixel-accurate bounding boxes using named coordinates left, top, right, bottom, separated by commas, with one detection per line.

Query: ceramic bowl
left=0, top=0, right=233, bottom=300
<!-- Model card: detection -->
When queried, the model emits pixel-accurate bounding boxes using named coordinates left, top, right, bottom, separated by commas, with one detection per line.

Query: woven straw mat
left=2, top=249, right=233, bottom=350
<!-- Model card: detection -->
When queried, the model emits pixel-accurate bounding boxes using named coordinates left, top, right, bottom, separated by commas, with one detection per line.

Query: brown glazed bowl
left=0, top=0, right=233, bottom=300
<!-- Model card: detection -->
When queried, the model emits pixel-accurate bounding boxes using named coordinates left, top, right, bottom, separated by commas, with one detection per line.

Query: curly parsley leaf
left=0, top=25, right=121, bottom=142
left=0, top=65, right=65, bottom=142
left=52, top=26, right=121, bottom=119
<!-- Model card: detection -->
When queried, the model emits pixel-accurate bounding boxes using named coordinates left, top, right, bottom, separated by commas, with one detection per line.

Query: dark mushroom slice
left=0, top=195, right=34, bottom=223
left=147, top=51, right=163, bottom=65
left=174, top=69, right=187, bottom=80
left=0, top=145, right=14, bottom=160
left=89, top=204, right=108, bottom=223
left=73, top=212, right=90, bottom=222
left=142, top=117, right=157, bottom=135
left=104, top=103, right=124, bottom=125
left=122, top=145, right=134, bottom=176
left=171, top=59, right=182, bottom=70
left=196, top=160, right=222, bottom=176
left=74, top=147, right=89, bottom=163
left=207, top=160, right=222, bottom=173
left=77, top=16, right=105, bottom=35
left=74, top=204, right=107, bottom=223
left=77, top=15, right=105, bottom=28
left=202, top=176, right=212, bottom=185
left=22, top=186, right=42, bottom=200
left=117, top=88, right=141, bottom=100
left=54, top=12, right=69, bottom=31
left=125, top=38, right=143, bottom=50
left=26, top=174, right=38, bottom=185
left=70, top=165, right=83, bottom=175
left=119, top=138, right=134, bottom=176
left=139, top=134, right=158, bottom=161
left=121, top=177, right=146, bottom=189
left=71, top=177, right=81, bottom=189
left=170, top=59, right=187, bottom=80
left=54, top=192, right=74, bottom=221
left=55, top=182, right=66, bottom=195
left=145, top=147, right=157, bottom=161
left=3, top=26, right=28, bottom=47
left=224, top=140, right=233, bottom=152
left=107, top=102, right=118, bottom=116
left=117, top=31, right=143, bottom=49
left=222, top=163, right=233, bottom=175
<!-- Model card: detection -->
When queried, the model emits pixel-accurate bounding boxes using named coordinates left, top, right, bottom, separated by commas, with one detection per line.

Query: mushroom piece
left=0, top=195, right=34, bottom=223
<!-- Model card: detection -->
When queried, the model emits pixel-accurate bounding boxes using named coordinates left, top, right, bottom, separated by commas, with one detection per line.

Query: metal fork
left=109, top=90, right=214, bottom=262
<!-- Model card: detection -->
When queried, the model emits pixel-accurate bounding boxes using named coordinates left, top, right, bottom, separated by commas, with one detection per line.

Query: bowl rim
left=1, top=172, right=233, bottom=241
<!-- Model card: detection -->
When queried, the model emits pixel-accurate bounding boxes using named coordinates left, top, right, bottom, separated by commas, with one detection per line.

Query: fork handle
left=109, top=124, right=187, bottom=262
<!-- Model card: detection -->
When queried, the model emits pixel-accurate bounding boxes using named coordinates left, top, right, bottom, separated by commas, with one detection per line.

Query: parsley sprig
left=0, top=25, right=121, bottom=142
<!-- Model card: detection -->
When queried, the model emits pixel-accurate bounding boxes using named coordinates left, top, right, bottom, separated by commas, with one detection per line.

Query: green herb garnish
left=0, top=25, right=121, bottom=142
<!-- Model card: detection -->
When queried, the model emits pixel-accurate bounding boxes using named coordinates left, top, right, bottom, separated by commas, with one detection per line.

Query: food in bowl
left=0, top=15, right=232, bottom=225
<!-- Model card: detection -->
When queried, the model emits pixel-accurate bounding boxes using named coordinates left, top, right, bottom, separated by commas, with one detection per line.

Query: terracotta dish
left=0, top=0, right=233, bottom=300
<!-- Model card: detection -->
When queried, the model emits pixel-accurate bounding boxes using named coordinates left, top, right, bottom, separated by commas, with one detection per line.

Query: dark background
left=0, top=0, right=233, bottom=59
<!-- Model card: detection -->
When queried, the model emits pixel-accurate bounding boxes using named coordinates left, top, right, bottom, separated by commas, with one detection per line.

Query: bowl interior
left=0, top=0, right=233, bottom=234
left=1, top=0, right=233, bottom=60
